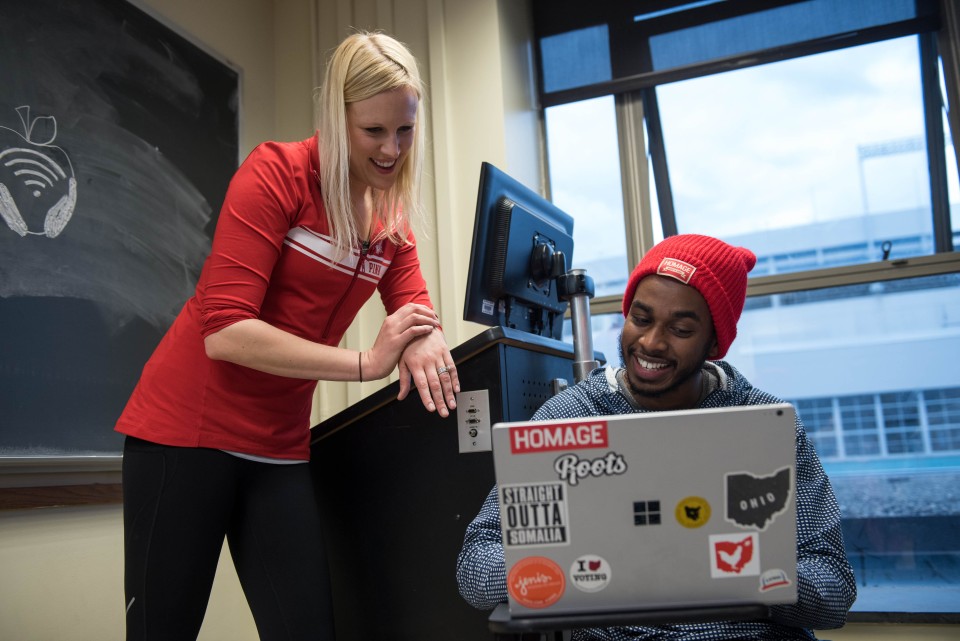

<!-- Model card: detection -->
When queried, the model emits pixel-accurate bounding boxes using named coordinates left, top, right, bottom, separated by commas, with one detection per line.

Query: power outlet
left=456, top=389, right=491, bottom=453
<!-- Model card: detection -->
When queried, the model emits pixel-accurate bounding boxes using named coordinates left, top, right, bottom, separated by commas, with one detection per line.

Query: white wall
left=0, top=0, right=955, bottom=639
left=0, top=505, right=258, bottom=641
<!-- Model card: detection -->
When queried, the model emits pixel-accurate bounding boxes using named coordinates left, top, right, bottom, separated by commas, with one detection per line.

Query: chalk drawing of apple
left=0, top=105, right=77, bottom=238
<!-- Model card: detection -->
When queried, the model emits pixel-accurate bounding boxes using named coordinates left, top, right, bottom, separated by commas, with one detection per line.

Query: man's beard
left=618, top=330, right=713, bottom=402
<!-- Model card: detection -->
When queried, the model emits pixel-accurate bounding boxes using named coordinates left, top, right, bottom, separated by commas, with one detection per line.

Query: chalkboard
left=0, top=0, right=239, bottom=460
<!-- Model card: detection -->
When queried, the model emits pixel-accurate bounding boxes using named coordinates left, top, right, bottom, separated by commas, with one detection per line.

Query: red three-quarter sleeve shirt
left=115, top=134, right=433, bottom=460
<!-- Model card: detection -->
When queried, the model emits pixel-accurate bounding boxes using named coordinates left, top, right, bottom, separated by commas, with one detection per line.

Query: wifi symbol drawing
left=0, top=106, right=77, bottom=238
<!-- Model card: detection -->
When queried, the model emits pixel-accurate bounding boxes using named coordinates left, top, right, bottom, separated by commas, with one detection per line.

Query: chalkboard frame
left=0, top=0, right=241, bottom=478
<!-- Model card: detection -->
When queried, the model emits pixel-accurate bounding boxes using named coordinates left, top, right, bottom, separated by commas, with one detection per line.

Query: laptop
left=491, top=403, right=798, bottom=618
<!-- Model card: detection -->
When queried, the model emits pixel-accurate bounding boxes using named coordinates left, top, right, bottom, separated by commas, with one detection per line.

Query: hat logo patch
left=657, top=258, right=696, bottom=284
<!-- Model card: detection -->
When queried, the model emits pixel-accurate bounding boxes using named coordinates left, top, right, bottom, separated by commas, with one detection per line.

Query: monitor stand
left=558, top=268, right=601, bottom=382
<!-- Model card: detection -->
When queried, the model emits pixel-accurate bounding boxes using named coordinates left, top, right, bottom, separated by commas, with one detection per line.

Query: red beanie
left=621, top=234, right=757, bottom=358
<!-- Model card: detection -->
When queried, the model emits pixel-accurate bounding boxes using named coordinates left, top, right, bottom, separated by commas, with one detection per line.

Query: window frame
left=542, top=0, right=960, bottom=317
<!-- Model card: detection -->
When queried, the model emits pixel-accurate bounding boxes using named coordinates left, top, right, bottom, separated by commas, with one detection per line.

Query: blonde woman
left=116, top=32, right=457, bottom=640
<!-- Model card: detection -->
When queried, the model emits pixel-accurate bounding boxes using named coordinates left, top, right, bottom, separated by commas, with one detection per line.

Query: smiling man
left=618, top=234, right=747, bottom=412
left=456, top=234, right=857, bottom=640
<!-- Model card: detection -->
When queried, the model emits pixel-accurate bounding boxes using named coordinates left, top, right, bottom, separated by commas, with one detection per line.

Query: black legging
left=122, top=436, right=336, bottom=640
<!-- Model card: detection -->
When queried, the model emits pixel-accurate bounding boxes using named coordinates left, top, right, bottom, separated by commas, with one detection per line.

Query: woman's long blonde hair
left=317, top=31, right=426, bottom=257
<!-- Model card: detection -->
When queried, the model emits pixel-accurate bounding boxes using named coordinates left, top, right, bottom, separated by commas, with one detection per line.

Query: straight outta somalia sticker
left=501, top=482, right=570, bottom=547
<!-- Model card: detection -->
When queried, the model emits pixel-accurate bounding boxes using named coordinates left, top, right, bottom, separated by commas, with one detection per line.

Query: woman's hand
left=362, top=303, right=442, bottom=381
left=397, top=328, right=459, bottom=417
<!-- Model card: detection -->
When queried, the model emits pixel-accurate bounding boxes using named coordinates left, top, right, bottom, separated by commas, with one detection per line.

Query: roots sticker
left=675, top=496, right=711, bottom=528
left=570, top=555, right=611, bottom=593
left=507, top=556, right=566, bottom=608
left=709, top=532, right=760, bottom=578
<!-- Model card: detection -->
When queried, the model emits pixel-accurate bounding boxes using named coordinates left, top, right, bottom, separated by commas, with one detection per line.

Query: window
left=795, top=398, right=838, bottom=458
left=536, top=0, right=960, bottom=617
left=545, top=96, right=629, bottom=299
left=839, top=396, right=882, bottom=457
left=790, top=387, right=960, bottom=461
left=657, top=38, right=932, bottom=260
left=881, top=391, right=925, bottom=454
left=736, top=273, right=960, bottom=608
left=927, top=388, right=960, bottom=451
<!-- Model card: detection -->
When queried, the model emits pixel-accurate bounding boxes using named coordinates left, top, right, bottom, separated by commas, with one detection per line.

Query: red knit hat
left=621, top=234, right=757, bottom=358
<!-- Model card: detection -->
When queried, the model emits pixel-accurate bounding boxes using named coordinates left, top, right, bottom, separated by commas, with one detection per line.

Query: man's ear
left=707, top=338, right=720, bottom=361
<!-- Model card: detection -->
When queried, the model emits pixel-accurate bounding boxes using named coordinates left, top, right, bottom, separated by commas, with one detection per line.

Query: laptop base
left=488, top=602, right=771, bottom=634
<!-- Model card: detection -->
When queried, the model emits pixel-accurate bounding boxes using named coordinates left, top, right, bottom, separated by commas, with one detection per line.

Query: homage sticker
left=709, top=532, right=760, bottom=578
left=725, top=466, right=792, bottom=531
left=675, top=496, right=711, bottom=528
left=569, top=555, right=611, bottom=593
left=500, top=482, right=569, bottom=547
left=508, top=556, right=565, bottom=608
left=509, top=420, right=608, bottom=454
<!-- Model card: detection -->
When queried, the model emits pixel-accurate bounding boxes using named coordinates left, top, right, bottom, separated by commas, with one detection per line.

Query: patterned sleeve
left=455, top=485, right=509, bottom=610
left=768, top=417, right=858, bottom=629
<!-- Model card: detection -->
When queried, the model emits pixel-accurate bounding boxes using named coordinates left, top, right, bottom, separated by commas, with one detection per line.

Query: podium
left=310, top=327, right=596, bottom=641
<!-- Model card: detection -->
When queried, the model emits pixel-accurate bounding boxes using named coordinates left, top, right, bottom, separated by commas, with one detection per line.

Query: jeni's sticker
left=508, top=556, right=565, bottom=608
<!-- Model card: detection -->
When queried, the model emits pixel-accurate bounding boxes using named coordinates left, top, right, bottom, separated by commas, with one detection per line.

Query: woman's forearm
left=204, top=318, right=365, bottom=381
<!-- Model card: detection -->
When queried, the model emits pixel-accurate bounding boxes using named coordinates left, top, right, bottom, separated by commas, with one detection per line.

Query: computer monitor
left=463, top=162, right=574, bottom=341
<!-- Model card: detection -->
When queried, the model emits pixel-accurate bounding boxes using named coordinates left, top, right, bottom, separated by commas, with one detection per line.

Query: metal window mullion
left=540, top=18, right=940, bottom=109
left=640, top=87, right=678, bottom=239
left=920, top=32, right=955, bottom=253
left=918, top=389, right=934, bottom=454
left=615, top=91, right=654, bottom=269
left=938, top=0, right=960, bottom=207
left=746, top=252, right=960, bottom=298
left=833, top=397, right=847, bottom=460
left=875, top=394, right=890, bottom=457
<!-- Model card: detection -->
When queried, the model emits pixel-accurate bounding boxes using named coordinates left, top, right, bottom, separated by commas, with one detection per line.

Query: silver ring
left=437, top=365, right=450, bottom=376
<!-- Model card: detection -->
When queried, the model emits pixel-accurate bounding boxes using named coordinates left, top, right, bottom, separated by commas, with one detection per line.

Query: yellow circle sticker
left=675, top=496, right=711, bottom=528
